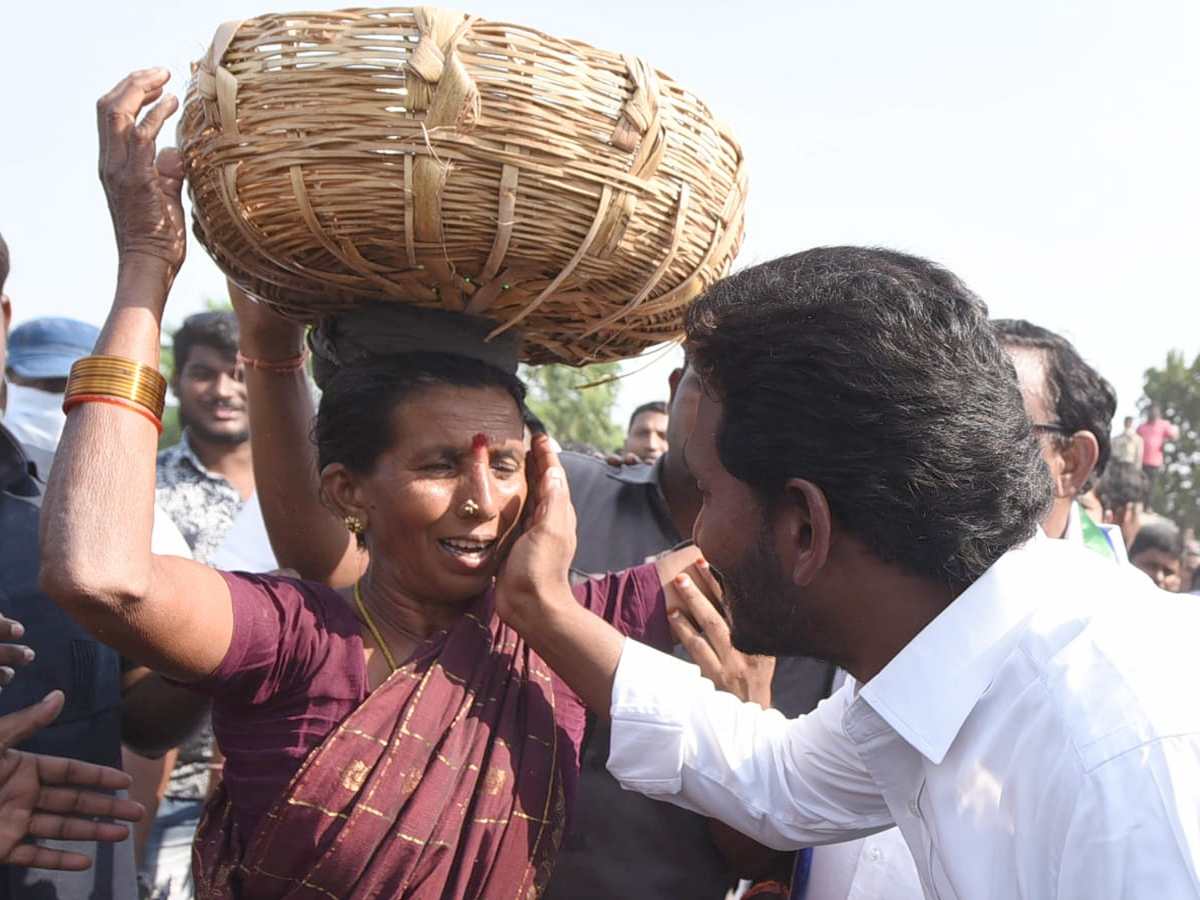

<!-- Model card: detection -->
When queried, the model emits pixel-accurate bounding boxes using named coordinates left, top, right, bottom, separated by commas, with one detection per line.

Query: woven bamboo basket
left=178, top=7, right=746, bottom=365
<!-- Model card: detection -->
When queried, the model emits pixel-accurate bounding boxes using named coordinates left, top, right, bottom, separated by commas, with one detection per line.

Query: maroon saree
left=193, top=592, right=564, bottom=900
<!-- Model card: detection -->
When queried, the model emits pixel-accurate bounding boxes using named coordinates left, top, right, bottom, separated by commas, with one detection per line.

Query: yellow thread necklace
left=354, top=580, right=398, bottom=672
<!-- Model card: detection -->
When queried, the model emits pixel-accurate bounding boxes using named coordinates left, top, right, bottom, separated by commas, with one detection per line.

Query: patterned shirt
left=155, top=429, right=244, bottom=565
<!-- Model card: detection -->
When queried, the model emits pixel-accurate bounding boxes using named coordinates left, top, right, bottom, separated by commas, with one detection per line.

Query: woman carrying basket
left=40, top=68, right=690, bottom=900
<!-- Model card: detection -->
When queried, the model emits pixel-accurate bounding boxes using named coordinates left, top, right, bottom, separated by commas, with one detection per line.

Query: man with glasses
left=993, top=319, right=1125, bottom=561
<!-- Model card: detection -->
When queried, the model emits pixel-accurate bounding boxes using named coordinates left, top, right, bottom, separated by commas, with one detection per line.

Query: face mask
left=3, top=381, right=67, bottom=455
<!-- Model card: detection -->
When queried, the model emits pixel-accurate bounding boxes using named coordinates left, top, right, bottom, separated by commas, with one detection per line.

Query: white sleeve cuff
left=607, top=638, right=709, bottom=793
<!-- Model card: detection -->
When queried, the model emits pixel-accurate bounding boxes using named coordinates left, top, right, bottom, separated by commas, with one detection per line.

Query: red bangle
left=236, top=348, right=309, bottom=373
left=62, top=394, right=164, bottom=435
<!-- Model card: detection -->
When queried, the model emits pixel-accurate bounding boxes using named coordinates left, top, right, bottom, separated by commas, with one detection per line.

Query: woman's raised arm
left=229, top=282, right=366, bottom=587
left=38, top=69, right=232, bottom=681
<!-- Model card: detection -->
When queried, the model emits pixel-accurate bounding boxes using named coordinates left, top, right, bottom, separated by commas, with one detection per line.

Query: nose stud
left=460, top=499, right=479, bottom=517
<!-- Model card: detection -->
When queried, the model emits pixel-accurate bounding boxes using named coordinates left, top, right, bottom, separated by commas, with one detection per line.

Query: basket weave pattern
left=179, top=7, right=746, bottom=364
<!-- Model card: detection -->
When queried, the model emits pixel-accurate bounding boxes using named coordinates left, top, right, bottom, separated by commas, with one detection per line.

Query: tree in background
left=1142, top=349, right=1200, bottom=533
left=520, top=362, right=623, bottom=453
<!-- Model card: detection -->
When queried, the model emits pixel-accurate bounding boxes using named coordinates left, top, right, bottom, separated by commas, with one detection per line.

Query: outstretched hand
left=494, top=434, right=577, bottom=631
left=97, top=68, right=186, bottom=279
left=0, top=691, right=143, bottom=871
left=667, top=560, right=775, bottom=708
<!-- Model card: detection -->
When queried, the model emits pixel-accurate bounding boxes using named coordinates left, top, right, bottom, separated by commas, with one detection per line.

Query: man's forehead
left=684, top=391, right=722, bottom=468
left=1004, top=345, right=1053, bottom=421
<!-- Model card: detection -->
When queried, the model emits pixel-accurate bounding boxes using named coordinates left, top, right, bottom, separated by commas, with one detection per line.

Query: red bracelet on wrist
left=236, top=348, right=309, bottom=373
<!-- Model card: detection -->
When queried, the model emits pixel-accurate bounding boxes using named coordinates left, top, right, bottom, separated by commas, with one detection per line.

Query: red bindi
left=471, top=433, right=489, bottom=453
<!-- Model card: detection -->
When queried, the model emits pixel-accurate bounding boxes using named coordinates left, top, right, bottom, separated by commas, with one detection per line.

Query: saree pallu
left=193, top=594, right=564, bottom=900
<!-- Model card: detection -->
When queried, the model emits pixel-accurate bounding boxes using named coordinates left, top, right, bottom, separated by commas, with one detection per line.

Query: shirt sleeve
left=607, top=639, right=894, bottom=851
left=1055, top=735, right=1200, bottom=898
left=198, top=572, right=362, bottom=705
left=571, top=562, right=672, bottom=651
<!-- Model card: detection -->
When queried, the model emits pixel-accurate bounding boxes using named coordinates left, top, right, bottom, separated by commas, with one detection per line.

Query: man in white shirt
left=498, top=247, right=1200, bottom=900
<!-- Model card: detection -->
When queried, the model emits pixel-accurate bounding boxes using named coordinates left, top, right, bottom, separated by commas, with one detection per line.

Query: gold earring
left=343, top=515, right=363, bottom=535
left=460, top=499, right=479, bottom=517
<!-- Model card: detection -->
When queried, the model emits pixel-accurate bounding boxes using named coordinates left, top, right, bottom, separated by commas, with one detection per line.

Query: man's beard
left=180, top=411, right=250, bottom=447
left=717, top=529, right=811, bottom=658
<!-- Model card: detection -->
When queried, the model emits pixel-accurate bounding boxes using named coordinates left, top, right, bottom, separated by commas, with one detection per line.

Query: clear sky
left=2, top=0, right=1197, bottom=428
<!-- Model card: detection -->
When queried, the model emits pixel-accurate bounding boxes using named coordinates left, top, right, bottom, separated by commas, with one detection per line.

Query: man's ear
left=1059, top=430, right=1100, bottom=498
left=777, top=477, right=832, bottom=586
left=1, top=295, right=11, bottom=334
left=319, top=462, right=368, bottom=526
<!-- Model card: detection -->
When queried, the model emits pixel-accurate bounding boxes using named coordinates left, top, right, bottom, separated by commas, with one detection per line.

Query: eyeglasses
left=1031, top=422, right=1070, bottom=435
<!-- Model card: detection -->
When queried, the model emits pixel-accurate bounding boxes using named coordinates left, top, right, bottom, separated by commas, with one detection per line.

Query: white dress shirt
left=608, top=537, right=1200, bottom=899
left=805, top=669, right=922, bottom=900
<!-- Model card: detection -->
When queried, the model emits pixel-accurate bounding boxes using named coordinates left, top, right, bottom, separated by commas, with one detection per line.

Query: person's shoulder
left=1020, top=553, right=1200, bottom=769
left=560, top=449, right=654, bottom=491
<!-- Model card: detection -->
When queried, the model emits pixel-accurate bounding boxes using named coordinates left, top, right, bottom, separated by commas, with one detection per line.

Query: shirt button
left=869, top=848, right=882, bottom=861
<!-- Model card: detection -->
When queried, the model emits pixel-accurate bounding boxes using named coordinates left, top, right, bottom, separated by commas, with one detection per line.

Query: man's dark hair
left=171, top=310, right=239, bottom=375
left=628, top=401, right=667, bottom=432
left=685, top=246, right=1052, bottom=587
left=0, top=231, right=9, bottom=293
left=1129, top=519, right=1183, bottom=560
left=992, top=319, right=1117, bottom=491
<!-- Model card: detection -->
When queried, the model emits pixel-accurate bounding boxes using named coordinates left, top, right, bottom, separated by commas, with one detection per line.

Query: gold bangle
left=64, top=355, right=168, bottom=420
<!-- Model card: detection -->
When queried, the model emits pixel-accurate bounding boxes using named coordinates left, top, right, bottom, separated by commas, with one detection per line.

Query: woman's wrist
left=113, top=253, right=176, bottom=314
left=238, top=325, right=307, bottom=363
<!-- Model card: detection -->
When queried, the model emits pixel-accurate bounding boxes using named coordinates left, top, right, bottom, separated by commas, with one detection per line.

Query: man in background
left=1110, top=415, right=1143, bottom=468
left=994, top=319, right=1124, bottom=561
left=3, top=318, right=99, bottom=478
left=1137, top=404, right=1178, bottom=508
left=621, top=399, right=669, bottom=463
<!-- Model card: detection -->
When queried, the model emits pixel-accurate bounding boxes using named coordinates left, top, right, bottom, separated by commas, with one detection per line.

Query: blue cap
left=6, top=317, right=101, bottom=379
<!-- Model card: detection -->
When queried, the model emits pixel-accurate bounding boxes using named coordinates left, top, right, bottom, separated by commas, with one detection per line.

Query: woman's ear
left=319, top=462, right=367, bottom=524
left=778, top=478, right=832, bottom=587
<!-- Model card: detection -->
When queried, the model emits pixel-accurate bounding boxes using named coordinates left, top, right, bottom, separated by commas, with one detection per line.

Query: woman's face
left=356, top=383, right=528, bottom=602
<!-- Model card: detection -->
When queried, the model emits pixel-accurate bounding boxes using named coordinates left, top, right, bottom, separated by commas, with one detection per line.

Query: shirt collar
left=1057, top=499, right=1082, bottom=544
left=161, top=428, right=213, bottom=476
left=856, top=534, right=1052, bottom=764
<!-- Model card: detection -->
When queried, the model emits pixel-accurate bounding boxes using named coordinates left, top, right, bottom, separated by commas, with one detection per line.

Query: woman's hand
left=494, top=434, right=577, bottom=631
left=667, top=561, right=775, bottom=708
left=97, top=68, right=186, bottom=283
left=0, top=691, right=144, bottom=871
